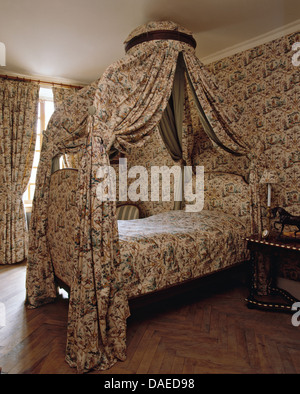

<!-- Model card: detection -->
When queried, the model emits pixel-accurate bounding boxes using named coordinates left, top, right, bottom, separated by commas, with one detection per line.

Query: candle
left=267, top=183, right=271, bottom=207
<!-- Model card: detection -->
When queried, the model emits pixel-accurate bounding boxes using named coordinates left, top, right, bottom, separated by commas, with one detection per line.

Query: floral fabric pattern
left=203, top=172, right=251, bottom=225
left=0, top=79, right=39, bottom=264
left=206, top=31, right=300, bottom=219
left=53, top=86, right=81, bottom=168
left=119, top=210, right=248, bottom=299
left=204, top=31, right=300, bottom=280
left=47, top=169, right=78, bottom=288
left=50, top=206, right=249, bottom=299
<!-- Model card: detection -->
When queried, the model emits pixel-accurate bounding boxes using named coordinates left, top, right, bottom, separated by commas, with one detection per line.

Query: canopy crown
left=124, top=21, right=196, bottom=53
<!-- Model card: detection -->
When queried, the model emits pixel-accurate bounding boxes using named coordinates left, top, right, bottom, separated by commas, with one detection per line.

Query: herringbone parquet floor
left=0, top=262, right=299, bottom=374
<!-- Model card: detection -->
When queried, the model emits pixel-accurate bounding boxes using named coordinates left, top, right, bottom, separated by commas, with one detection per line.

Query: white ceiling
left=0, top=0, right=300, bottom=86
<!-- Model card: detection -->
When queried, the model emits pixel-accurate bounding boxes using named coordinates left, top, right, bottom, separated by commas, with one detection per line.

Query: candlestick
left=267, top=183, right=271, bottom=207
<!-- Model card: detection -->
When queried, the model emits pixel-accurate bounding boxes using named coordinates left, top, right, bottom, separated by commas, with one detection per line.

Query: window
left=23, top=87, right=54, bottom=210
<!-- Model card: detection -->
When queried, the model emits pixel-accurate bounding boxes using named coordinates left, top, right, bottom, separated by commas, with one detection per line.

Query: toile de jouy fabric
left=0, top=79, right=39, bottom=264
left=53, top=86, right=81, bottom=168
left=119, top=209, right=248, bottom=299
left=52, top=207, right=249, bottom=299
left=26, top=21, right=264, bottom=373
left=52, top=86, right=78, bottom=108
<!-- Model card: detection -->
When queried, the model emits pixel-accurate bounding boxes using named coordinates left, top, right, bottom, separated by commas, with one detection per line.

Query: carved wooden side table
left=245, top=235, right=300, bottom=313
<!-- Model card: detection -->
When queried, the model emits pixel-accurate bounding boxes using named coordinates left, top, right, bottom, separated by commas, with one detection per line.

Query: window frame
left=23, top=87, right=54, bottom=210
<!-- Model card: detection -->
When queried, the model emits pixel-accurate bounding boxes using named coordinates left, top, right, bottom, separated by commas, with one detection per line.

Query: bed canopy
left=26, top=21, right=263, bottom=373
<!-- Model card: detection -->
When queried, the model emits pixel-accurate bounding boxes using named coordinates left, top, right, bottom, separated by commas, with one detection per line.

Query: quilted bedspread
left=51, top=207, right=248, bottom=299
left=117, top=209, right=248, bottom=299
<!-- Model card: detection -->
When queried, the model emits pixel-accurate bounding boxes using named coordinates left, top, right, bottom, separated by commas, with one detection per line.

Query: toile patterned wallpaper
left=205, top=31, right=300, bottom=281
left=207, top=31, right=300, bottom=217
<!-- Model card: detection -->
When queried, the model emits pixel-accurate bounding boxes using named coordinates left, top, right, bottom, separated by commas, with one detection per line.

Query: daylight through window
left=23, top=87, right=54, bottom=210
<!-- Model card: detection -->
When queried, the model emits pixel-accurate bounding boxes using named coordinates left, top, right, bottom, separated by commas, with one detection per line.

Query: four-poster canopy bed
left=25, top=21, right=263, bottom=373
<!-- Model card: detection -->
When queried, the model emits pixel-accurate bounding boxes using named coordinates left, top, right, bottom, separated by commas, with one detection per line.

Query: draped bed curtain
left=157, top=51, right=246, bottom=210
left=26, top=21, right=265, bottom=373
left=158, top=52, right=185, bottom=209
left=52, top=86, right=80, bottom=170
left=52, top=86, right=77, bottom=107
left=0, top=79, right=39, bottom=264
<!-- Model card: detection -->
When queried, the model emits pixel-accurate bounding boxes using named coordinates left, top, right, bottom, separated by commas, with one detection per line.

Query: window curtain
left=0, top=79, right=39, bottom=264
